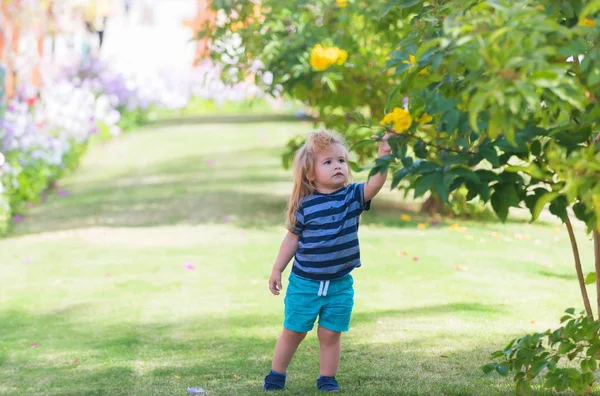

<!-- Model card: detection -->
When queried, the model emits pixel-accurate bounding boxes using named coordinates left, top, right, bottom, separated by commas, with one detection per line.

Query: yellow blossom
left=380, top=107, right=413, bottom=133
left=401, top=214, right=411, bottom=222
left=402, top=54, right=428, bottom=75
left=310, top=44, right=348, bottom=71
left=403, top=54, right=416, bottom=66
left=579, top=18, right=596, bottom=27
left=417, top=223, right=426, bottom=229
left=415, top=113, right=433, bottom=124
left=336, top=0, right=348, bottom=7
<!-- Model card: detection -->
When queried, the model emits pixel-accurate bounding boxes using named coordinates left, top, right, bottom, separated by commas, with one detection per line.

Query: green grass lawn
left=0, top=119, right=596, bottom=395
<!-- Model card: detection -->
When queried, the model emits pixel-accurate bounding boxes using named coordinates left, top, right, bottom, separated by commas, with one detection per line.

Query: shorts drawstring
left=318, top=280, right=330, bottom=297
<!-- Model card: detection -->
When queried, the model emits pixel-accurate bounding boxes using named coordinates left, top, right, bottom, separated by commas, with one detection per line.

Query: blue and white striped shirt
left=291, top=183, right=371, bottom=281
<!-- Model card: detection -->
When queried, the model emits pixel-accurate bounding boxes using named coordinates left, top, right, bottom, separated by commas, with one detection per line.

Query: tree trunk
left=420, top=194, right=445, bottom=215
left=565, top=217, right=594, bottom=319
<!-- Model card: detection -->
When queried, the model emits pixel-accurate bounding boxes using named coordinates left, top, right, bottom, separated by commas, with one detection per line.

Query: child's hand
left=371, top=132, right=394, bottom=156
left=269, top=270, right=283, bottom=295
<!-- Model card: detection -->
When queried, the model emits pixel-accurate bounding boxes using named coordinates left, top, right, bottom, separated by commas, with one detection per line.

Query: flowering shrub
left=0, top=53, right=265, bottom=234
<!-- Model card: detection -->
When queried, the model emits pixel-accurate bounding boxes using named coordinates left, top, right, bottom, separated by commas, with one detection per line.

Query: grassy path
left=0, top=120, right=594, bottom=395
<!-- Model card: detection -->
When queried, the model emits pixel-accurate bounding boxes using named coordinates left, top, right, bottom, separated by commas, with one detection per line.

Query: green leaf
left=491, top=183, right=521, bottom=222
left=414, top=141, right=428, bottom=158
left=449, top=168, right=481, bottom=185
left=391, top=167, right=411, bottom=189
left=397, top=0, right=421, bottom=8
left=549, top=196, right=569, bottom=222
left=348, top=111, right=367, bottom=125
left=414, top=172, right=442, bottom=198
left=531, top=140, right=542, bottom=156
left=468, top=92, right=488, bottom=132
left=496, top=362, right=509, bottom=376
left=482, top=363, right=496, bottom=374
left=380, top=0, right=399, bottom=18
left=479, top=146, right=500, bottom=167
left=385, top=85, right=405, bottom=114
left=558, top=341, right=576, bottom=354
left=530, top=71, right=560, bottom=88
left=580, top=1, right=600, bottom=19
left=585, top=272, right=596, bottom=285
left=531, top=359, right=548, bottom=376
left=350, top=139, right=374, bottom=151
left=531, top=192, right=559, bottom=222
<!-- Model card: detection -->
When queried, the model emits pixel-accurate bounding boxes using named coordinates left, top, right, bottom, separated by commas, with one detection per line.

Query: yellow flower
left=417, top=223, right=426, bottom=229
left=336, top=49, right=348, bottom=65
left=402, top=54, right=428, bottom=75
left=380, top=107, right=413, bottom=133
left=579, top=18, right=596, bottom=27
left=415, top=113, right=433, bottom=124
left=403, top=54, right=416, bottom=66
left=310, top=44, right=348, bottom=71
left=336, top=0, right=348, bottom=7
left=401, top=214, right=411, bottom=221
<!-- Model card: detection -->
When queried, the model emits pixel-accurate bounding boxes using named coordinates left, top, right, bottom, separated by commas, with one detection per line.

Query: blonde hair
left=286, top=129, right=350, bottom=231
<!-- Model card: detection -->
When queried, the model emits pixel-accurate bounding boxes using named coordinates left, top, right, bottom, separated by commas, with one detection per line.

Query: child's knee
left=317, top=326, right=341, bottom=344
left=282, top=328, right=308, bottom=341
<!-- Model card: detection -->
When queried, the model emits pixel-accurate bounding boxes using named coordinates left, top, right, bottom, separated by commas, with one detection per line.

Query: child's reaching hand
left=371, top=132, right=394, bottom=157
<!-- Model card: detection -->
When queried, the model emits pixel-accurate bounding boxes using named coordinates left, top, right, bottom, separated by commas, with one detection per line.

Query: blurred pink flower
left=58, top=190, right=69, bottom=197
left=31, top=343, right=39, bottom=348
left=412, top=256, right=420, bottom=261
left=185, top=262, right=195, bottom=271
left=206, top=160, right=215, bottom=167
left=23, top=257, right=32, bottom=264
left=105, top=273, right=112, bottom=278
left=222, top=216, right=231, bottom=223
left=13, top=215, right=24, bottom=223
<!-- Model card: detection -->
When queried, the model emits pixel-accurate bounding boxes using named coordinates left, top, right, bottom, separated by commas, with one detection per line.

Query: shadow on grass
left=1, top=302, right=580, bottom=396
left=538, top=270, right=578, bottom=281
left=6, top=138, right=554, bottom=238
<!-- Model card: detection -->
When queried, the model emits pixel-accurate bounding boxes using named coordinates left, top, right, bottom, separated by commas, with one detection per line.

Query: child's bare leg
left=272, top=328, right=307, bottom=373
left=317, top=325, right=341, bottom=376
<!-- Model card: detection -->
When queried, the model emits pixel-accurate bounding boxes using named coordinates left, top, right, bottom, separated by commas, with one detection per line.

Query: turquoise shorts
left=284, top=272, right=354, bottom=333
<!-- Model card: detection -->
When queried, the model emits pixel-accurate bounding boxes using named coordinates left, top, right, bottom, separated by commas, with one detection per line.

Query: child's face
left=312, top=143, right=349, bottom=193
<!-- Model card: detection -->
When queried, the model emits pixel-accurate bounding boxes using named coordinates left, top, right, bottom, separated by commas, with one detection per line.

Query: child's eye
left=324, top=160, right=331, bottom=165
left=339, top=159, right=346, bottom=163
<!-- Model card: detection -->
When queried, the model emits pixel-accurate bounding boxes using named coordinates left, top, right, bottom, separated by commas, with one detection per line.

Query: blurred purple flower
left=13, top=215, right=24, bottom=223
left=58, top=190, right=69, bottom=197
left=185, top=262, right=195, bottom=271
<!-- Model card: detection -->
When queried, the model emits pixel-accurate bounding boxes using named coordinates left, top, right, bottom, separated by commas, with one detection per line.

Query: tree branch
left=565, top=216, right=594, bottom=319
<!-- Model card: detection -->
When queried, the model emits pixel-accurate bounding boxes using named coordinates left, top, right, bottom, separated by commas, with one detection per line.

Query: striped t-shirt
left=290, top=183, right=371, bottom=281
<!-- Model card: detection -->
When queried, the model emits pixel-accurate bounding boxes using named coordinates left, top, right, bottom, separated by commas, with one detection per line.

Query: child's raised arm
left=269, top=231, right=300, bottom=296
left=364, top=133, right=393, bottom=202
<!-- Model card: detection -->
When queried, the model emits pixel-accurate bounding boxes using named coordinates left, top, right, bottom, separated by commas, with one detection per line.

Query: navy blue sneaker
left=263, top=369, right=286, bottom=391
left=317, top=376, right=339, bottom=392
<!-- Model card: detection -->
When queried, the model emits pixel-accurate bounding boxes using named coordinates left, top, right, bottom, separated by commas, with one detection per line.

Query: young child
left=263, top=129, right=392, bottom=392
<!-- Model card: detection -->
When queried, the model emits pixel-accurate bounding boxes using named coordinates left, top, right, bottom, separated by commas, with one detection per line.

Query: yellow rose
left=336, top=0, right=348, bottom=7
left=336, top=49, right=348, bottom=65
left=380, top=107, right=413, bottom=133
left=579, top=18, right=596, bottom=27
left=310, top=44, right=348, bottom=71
